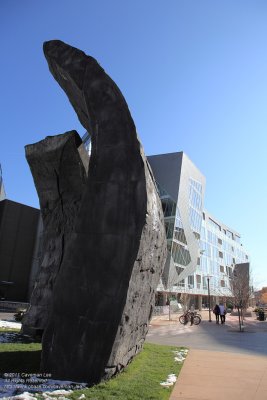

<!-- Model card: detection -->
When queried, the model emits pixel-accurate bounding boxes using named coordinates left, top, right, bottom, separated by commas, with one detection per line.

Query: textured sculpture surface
left=25, top=40, right=167, bottom=384
left=23, top=132, right=88, bottom=331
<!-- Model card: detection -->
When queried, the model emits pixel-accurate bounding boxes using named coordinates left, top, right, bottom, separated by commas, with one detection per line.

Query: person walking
left=219, top=303, right=226, bottom=324
left=213, top=304, right=220, bottom=324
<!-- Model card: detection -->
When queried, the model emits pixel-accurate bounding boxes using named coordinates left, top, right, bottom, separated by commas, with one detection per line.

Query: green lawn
left=70, top=343, right=186, bottom=400
left=0, top=341, right=42, bottom=373
left=0, top=333, right=186, bottom=400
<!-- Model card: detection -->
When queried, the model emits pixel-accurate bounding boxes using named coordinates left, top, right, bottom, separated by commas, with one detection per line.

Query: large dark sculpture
left=24, top=40, right=167, bottom=384
left=23, top=132, right=88, bottom=332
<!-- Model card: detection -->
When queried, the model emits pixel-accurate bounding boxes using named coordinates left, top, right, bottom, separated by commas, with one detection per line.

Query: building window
left=82, top=131, right=92, bottom=155
left=176, top=266, right=185, bottom=276
left=188, top=275, right=194, bottom=288
left=172, top=242, right=191, bottom=266
left=219, top=251, right=223, bottom=259
left=226, top=230, right=233, bottom=240
left=220, top=265, right=224, bottom=273
left=208, top=218, right=221, bottom=231
left=174, top=208, right=187, bottom=244
left=165, top=220, right=174, bottom=239
left=234, top=235, right=241, bottom=243
left=218, top=238, right=222, bottom=245
left=221, top=280, right=225, bottom=287
left=161, top=198, right=176, bottom=217
left=203, top=277, right=208, bottom=290
left=189, top=178, right=203, bottom=235
left=226, top=266, right=233, bottom=277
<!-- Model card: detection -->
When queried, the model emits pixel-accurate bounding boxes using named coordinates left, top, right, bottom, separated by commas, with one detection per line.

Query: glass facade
left=189, top=178, right=203, bottom=239
left=174, top=208, right=187, bottom=245
left=82, top=131, right=92, bottom=156
left=151, top=152, right=250, bottom=302
left=156, top=181, right=191, bottom=270
left=0, top=164, right=2, bottom=191
left=0, top=164, right=6, bottom=201
left=156, top=175, right=205, bottom=287
left=156, top=182, right=176, bottom=242
left=160, top=199, right=249, bottom=297
left=197, top=215, right=249, bottom=296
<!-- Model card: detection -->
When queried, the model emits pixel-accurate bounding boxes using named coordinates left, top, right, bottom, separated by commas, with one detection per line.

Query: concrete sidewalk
left=148, top=310, right=267, bottom=399
left=170, top=349, right=267, bottom=400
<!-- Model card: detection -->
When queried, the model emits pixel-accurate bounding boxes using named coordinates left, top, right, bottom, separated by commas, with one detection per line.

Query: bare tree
left=179, top=292, right=191, bottom=312
left=259, top=287, right=267, bottom=305
left=230, top=263, right=251, bottom=331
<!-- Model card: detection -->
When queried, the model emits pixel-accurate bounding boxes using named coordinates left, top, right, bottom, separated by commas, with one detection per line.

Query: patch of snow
left=174, top=356, right=185, bottom=362
left=0, top=321, right=21, bottom=330
left=44, top=390, right=72, bottom=396
left=173, top=349, right=188, bottom=363
left=167, top=374, right=177, bottom=384
left=160, top=373, right=177, bottom=388
left=3, top=391, right=38, bottom=400
left=160, top=381, right=173, bottom=387
left=160, top=348, right=188, bottom=389
left=0, top=376, right=86, bottom=399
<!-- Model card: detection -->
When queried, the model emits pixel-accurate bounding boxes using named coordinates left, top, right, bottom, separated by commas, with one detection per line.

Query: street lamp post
left=207, top=275, right=212, bottom=322
left=200, top=250, right=212, bottom=322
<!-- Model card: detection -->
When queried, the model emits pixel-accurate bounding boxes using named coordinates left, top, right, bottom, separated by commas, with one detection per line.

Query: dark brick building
left=0, top=199, right=40, bottom=301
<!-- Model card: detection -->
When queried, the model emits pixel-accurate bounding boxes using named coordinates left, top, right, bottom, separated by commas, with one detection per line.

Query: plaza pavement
left=147, top=309, right=267, bottom=400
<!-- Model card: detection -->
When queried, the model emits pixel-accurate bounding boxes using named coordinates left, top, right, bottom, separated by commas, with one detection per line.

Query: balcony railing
left=157, top=283, right=233, bottom=297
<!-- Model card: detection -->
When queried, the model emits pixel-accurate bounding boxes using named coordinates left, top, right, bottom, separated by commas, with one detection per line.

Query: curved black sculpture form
left=25, top=40, right=167, bottom=384
left=23, top=131, right=88, bottom=332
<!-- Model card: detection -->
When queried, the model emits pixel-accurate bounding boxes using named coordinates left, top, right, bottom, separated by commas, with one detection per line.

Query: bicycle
left=179, top=310, right=201, bottom=325
left=194, top=311, right=202, bottom=320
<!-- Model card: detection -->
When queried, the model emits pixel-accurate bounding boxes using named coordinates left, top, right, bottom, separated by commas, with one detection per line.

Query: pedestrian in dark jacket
left=213, top=304, right=220, bottom=324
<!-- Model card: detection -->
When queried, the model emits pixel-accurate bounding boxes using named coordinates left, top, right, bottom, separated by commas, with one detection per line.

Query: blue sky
left=1, top=1, right=266, bottom=288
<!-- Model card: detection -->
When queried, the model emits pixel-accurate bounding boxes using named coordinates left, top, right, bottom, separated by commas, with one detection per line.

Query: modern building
left=82, top=131, right=92, bottom=156
left=0, top=164, right=6, bottom=201
left=148, top=152, right=250, bottom=309
left=0, top=144, right=250, bottom=308
left=0, top=163, right=42, bottom=304
left=0, top=192, right=40, bottom=302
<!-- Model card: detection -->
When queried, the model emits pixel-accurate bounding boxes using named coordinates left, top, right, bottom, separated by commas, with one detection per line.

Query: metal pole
left=207, top=277, right=212, bottom=322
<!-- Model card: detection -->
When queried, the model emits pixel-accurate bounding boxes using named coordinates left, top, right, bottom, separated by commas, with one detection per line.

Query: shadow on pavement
left=147, top=311, right=267, bottom=357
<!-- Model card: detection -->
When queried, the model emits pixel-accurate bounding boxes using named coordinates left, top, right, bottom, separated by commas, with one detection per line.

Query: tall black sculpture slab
left=23, top=132, right=88, bottom=332
left=27, top=40, right=167, bottom=384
